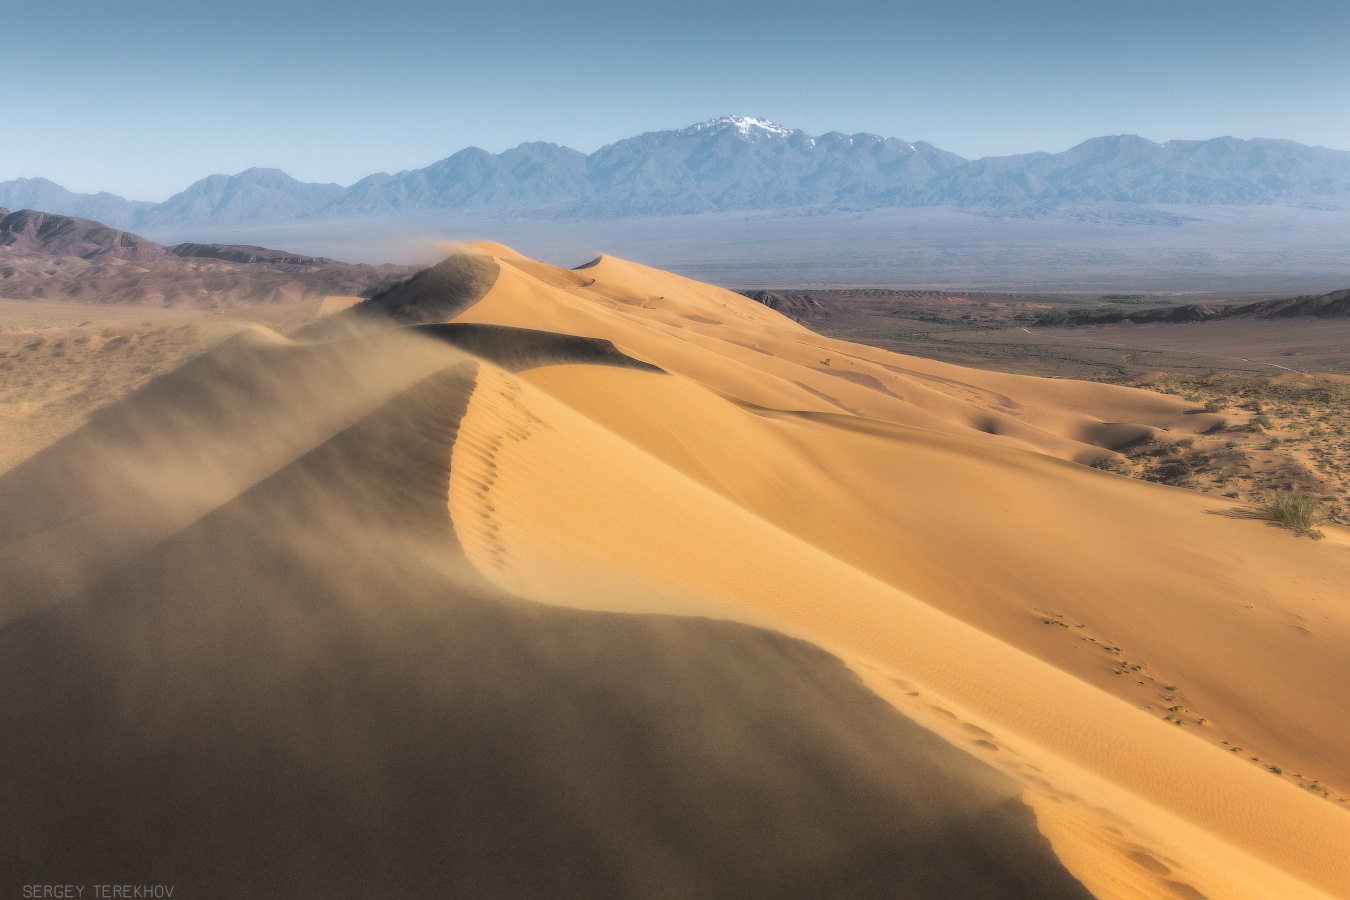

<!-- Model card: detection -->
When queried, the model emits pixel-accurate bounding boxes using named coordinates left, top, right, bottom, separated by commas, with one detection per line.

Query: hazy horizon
left=5, top=0, right=1348, bottom=201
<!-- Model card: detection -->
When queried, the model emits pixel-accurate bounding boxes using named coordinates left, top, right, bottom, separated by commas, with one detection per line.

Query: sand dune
left=1, top=244, right=1347, bottom=898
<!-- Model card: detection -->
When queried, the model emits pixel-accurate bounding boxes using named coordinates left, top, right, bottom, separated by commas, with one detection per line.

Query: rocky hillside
left=0, top=209, right=415, bottom=306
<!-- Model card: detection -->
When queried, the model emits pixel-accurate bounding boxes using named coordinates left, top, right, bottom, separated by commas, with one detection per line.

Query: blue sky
left=6, top=0, right=1349, bottom=200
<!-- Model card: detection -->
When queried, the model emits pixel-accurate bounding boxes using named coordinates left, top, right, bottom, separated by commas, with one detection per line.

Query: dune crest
left=1, top=244, right=1347, bottom=898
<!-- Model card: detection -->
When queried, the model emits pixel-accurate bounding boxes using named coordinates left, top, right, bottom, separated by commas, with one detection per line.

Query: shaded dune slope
left=0, top=336, right=1090, bottom=899
left=354, top=250, right=500, bottom=324
left=417, top=322, right=665, bottom=373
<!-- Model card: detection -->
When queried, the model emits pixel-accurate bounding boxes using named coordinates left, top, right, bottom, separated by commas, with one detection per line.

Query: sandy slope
left=2, top=244, right=1348, bottom=898
left=438, top=245, right=1350, bottom=897
left=448, top=362, right=1349, bottom=900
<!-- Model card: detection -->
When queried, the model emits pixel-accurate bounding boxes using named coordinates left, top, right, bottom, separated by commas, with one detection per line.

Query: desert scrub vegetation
left=1105, top=372, right=1350, bottom=526
left=1259, top=491, right=1325, bottom=539
left=1088, top=455, right=1124, bottom=473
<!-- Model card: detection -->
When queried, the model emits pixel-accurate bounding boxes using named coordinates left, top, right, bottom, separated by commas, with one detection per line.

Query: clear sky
left=6, top=0, right=1349, bottom=201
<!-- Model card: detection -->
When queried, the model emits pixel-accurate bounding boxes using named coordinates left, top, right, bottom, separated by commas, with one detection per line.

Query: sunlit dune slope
left=431, top=244, right=1349, bottom=898
left=521, top=364, right=1350, bottom=796
left=455, top=244, right=1217, bottom=463
left=0, top=332, right=1093, bottom=899
left=440, top=244, right=1350, bottom=787
left=449, top=361, right=1350, bottom=900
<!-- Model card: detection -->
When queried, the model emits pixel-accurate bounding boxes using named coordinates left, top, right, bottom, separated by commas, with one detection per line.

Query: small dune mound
left=355, top=249, right=500, bottom=324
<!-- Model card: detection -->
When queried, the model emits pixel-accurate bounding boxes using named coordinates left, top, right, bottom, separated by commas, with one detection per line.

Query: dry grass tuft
left=1259, top=490, right=1325, bottom=539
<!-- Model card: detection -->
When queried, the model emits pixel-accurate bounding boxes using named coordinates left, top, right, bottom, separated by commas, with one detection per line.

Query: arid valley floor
left=1, top=231, right=1348, bottom=899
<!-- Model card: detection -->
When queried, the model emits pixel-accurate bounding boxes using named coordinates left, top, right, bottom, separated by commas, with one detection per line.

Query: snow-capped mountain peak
left=683, top=116, right=794, bottom=138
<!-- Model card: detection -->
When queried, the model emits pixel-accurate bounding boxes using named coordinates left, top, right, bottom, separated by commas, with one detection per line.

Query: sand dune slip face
left=1, top=245, right=1348, bottom=898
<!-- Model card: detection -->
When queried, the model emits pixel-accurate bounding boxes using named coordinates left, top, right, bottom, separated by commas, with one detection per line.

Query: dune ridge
left=1, top=333, right=1097, bottom=898
left=1, top=243, right=1346, bottom=897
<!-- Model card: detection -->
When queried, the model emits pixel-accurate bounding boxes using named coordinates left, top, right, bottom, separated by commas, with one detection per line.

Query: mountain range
left=6, top=117, right=1350, bottom=232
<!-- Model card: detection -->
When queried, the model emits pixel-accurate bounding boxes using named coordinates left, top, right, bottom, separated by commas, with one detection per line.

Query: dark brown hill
left=0, top=208, right=416, bottom=307
left=1030, top=288, right=1350, bottom=327
left=168, top=242, right=339, bottom=265
left=739, top=289, right=840, bottom=321
left=0, top=208, right=166, bottom=261
left=1233, top=288, right=1350, bottom=319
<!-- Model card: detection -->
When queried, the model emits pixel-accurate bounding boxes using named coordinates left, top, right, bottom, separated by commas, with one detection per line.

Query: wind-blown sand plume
left=0, top=333, right=1096, bottom=898
left=0, top=326, right=466, bottom=624
left=4, top=244, right=1350, bottom=898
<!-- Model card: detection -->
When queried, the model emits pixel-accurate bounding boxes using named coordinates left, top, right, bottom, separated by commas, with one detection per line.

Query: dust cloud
left=0, top=314, right=1091, bottom=897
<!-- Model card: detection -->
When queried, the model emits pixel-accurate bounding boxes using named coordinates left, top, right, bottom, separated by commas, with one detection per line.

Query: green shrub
left=1259, top=491, right=1325, bottom=539
left=1204, top=399, right=1228, bottom=413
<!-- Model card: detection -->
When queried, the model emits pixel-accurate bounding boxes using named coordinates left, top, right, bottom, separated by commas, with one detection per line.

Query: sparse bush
left=1267, top=437, right=1283, bottom=449
left=1089, top=456, right=1121, bottom=472
left=1224, top=440, right=1238, bottom=449
left=1259, top=491, right=1325, bottom=539
left=1176, top=437, right=1194, bottom=449
left=1204, top=399, right=1228, bottom=413
left=1252, top=413, right=1272, bottom=430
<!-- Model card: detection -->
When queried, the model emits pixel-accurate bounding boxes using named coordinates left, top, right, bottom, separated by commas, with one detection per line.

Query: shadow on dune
left=354, top=251, right=500, bottom=325
left=0, top=331, right=1093, bottom=899
left=417, top=322, right=664, bottom=374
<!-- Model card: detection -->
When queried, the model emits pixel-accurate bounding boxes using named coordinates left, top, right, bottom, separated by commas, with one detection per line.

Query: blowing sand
left=1, top=244, right=1347, bottom=898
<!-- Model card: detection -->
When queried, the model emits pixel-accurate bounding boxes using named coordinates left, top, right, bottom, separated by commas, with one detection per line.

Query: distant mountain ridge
left=6, top=117, right=1350, bottom=231
left=1032, top=288, right=1350, bottom=326
left=0, top=178, right=156, bottom=229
